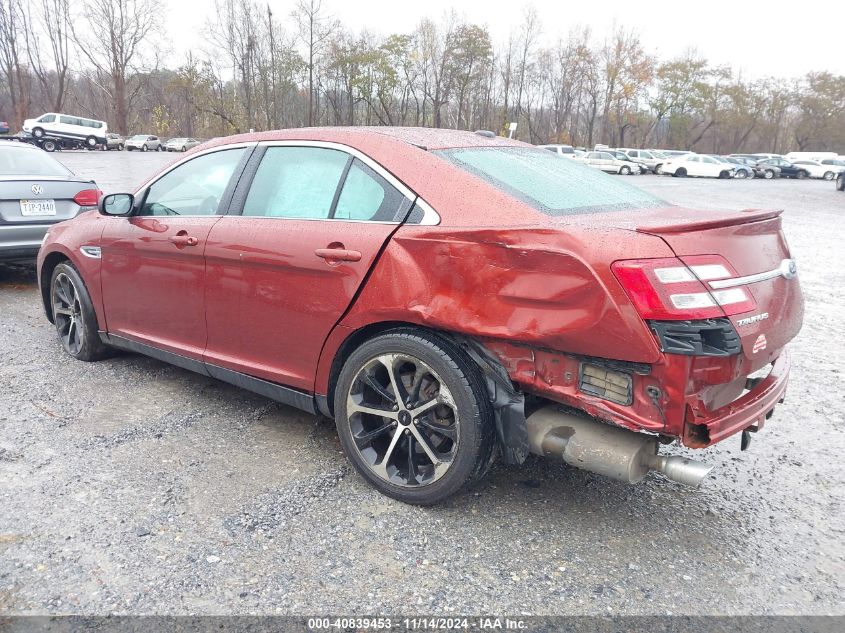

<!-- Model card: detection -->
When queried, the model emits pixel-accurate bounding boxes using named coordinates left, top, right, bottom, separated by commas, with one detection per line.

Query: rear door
left=203, top=143, right=413, bottom=391
left=100, top=145, right=252, bottom=359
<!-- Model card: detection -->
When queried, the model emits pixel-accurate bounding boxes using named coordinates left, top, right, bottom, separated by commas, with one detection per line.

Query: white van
left=22, top=113, right=108, bottom=147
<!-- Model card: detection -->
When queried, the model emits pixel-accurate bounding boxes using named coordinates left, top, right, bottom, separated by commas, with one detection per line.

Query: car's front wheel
left=334, top=330, right=495, bottom=505
left=141, top=144, right=148, bottom=152
left=50, top=263, right=112, bottom=362
left=619, top=165, right=631, bottom=175
left=32, top=127, right=45, bottom=138
left=823, top=171, right=835, bottom=181
left=763, top=169, right=775, bottom=179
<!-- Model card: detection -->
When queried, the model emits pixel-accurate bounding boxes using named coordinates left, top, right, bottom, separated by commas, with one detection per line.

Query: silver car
left=164, top=137, right=201, bottom=152
left=104, top=133, right=124, bottom=151
left=125, top=134, right=162, bottom=152
left=0, top=143, right=101, bottom=262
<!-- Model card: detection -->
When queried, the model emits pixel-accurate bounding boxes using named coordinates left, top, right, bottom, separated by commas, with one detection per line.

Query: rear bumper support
left=684, top=350, right=789, bottom=446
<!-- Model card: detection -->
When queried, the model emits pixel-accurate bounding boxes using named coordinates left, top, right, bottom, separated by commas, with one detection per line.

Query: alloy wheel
left=346, top=354, right=459, bottom=488
left=52, top=272, right=84, bottom=355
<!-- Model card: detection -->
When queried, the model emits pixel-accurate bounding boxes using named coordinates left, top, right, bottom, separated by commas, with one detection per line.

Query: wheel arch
left=317, top=320, right=530, bottom=465
left=40, top=251, right=71, bottom=323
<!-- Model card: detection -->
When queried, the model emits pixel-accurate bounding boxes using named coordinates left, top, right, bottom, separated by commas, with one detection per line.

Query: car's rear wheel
left=334, top=330, right=495, bottom=505
left=838, top=174, right=845, bottom=191
left=619, top=165, right=631, bottom=175
left=735, top=169, right=748, bottom=179
left=50, top=263, right=112, bottom=362
left=763, top=169, right=774, bottom=179
left=85, top=135, right=97, bottom=148
left=797, top=170, right=808, bottom=179
left=118, top=143, right=124, bottom=151
left=822, top=171, right=835, bottom=181
left=156, top=145, right=162, bottom=152
left=181, top=146, right=187, bottom=152
left=674, top=167, right=687, bottom=177
left=719, top=170, right=731, bottom=179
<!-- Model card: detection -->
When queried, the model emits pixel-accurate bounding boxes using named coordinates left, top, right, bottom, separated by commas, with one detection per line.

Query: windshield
left=436, top=147, right=667, bottom=215
left=0, top=145, right=72, bottom=176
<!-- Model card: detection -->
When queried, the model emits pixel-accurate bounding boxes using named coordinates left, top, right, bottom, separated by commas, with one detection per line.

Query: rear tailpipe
left=526, top=406, right=713, bottom=487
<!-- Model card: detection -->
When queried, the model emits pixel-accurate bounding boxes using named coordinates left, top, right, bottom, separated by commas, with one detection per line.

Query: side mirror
left=99, top=193, right=134, bottom=216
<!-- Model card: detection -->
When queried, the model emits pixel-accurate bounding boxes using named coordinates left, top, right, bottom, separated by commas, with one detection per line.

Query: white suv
left=22, top=112, right=108, bottom=148
left=125, top=135, right=163, bottom=152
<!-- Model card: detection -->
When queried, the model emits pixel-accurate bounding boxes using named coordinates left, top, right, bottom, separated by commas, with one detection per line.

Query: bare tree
left=293, top=0, right=336, bottom=126
left=72, top=0, right=162, bottom=133
left=24, top=0, right=71, bottom=112
left=0, top=0, right=30, bottom=128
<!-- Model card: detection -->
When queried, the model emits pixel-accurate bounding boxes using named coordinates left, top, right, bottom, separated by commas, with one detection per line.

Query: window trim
left=133, top=143, right=257, bottom=218
left=233, top=140, right=439, bottom=225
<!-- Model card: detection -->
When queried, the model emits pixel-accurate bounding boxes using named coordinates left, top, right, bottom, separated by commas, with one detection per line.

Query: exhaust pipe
left=526, top=406, right=713, bottom=487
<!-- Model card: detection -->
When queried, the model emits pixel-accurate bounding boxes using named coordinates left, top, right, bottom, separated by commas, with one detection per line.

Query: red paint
left=37, top=127, right=804, bottom=451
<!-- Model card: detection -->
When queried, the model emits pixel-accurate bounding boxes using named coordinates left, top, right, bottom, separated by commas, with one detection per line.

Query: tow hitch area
left=526, top=406, right=714, bottom=487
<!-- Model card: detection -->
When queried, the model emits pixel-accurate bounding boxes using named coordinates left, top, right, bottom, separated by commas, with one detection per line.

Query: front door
left=100, top=146, right=251, bottom=359
left=203, top=144, right=411, bottom=391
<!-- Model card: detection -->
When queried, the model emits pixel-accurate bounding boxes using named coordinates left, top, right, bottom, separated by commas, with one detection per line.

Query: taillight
left=612, top=255, right=756, bottom=319
left=73, top=188, right=103, bottom=207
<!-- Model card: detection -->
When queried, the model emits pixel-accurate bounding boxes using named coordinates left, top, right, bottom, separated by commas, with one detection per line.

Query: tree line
left=2, top=0, right=844, bottom=153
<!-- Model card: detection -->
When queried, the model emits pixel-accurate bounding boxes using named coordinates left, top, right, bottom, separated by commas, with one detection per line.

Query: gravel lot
left=1, top=150, right=843, bottom=616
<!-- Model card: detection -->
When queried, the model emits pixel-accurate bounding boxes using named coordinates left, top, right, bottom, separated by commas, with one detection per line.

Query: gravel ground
left=1, top=151, right=843, bottom=616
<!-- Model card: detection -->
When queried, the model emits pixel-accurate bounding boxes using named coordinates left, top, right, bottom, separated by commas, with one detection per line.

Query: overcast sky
left=166, top=0, right=844, bottom=79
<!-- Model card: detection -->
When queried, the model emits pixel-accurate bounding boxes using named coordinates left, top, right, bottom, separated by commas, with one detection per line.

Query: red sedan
left=37, top=128, right=804, bottom=504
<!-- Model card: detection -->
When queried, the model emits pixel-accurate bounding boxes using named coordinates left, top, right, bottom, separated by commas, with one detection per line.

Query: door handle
left=315, top=247, right=362, bottom=262
left=169, top=233, right=199, bottom=247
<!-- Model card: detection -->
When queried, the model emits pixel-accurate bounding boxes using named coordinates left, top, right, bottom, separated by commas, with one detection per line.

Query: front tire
left=619, top=165, right=631, bottom=175
left=334, top=330, right=495, bottom=505
left=655, top=164, right=664, bottom=175
left=50, top=263, right=112, bottom=362
left=85, top=135, right=97, bottom=148
left=735, top=169, right=748, bottom=179
left=674, top=168, right=687, bottom=177
left=822, top=171, right=835, bottom=181
left=763, top=169, right=774, bottom=179
left=141, top=144, right=148, bottom=152
left=33, top=127, right=45, bottom=138
left=797, top=170, right=808, bottom=180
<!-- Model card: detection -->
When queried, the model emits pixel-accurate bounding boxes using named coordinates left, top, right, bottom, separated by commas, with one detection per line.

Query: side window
left=243, top=146, right=349, bottom=219
left=335, top=159, right=405, bottom=221
left=139, top=148, right=246, bottom=216
left=38, top=114, right=56, bottom=123
left=688, top=156, right=700, bottom=163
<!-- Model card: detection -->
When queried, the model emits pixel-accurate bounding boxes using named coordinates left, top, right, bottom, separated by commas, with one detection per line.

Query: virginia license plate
left=20, top=199, right=56, bottom=216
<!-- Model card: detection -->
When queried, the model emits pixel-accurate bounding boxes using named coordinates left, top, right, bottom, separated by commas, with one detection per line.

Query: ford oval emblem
left=31, top=184, right=43, bottom=195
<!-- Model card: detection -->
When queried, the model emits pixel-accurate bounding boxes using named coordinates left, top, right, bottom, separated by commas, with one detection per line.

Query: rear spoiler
left=635, top=209, right=783, bottom=234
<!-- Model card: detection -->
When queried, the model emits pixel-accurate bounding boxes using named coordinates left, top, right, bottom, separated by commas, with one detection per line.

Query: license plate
left=20, top=199, right=56, bottom=216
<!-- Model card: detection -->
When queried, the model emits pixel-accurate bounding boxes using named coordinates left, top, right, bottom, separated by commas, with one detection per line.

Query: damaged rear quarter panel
left=317, top=223, right=673, bottom=395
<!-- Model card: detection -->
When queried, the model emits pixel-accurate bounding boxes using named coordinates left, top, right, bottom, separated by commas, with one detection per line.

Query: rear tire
left=118, top=143, right=124, bottom=151
left=50, top=263, right=112, bottom=362
left=763, top=169, right=774, bottom=179
left=655, top=164, right=663, bottom=175
left=674, top=168, right=687, bottom=177
left=334, top=330, right=495, bottom=505
left=797, top=170, right=808, bottom=180
left=85, top=136, right=97, bottom=148
left=822, top=171, right=835, bottom=181
left=735, top=169, right=748, bottom=179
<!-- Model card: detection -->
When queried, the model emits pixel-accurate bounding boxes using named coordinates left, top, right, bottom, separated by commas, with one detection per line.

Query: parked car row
left=106, top=134, right=202, bottom=152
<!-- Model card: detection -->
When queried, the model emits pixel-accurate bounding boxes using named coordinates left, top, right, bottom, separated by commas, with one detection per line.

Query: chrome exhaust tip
left=525, top=406, right=714, bottom=488
left=646, top=454, right=714, bottom=488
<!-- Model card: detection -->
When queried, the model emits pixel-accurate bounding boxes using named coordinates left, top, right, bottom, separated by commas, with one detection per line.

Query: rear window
left=436, top=147, right=666, bottom=215
left=0, top=146, right=72, bottom=176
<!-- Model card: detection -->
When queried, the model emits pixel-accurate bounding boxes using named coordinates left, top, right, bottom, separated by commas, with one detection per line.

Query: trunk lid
left=0, top=177, right=93, bottom=226
left=630, top=206, right=804, bottom=367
